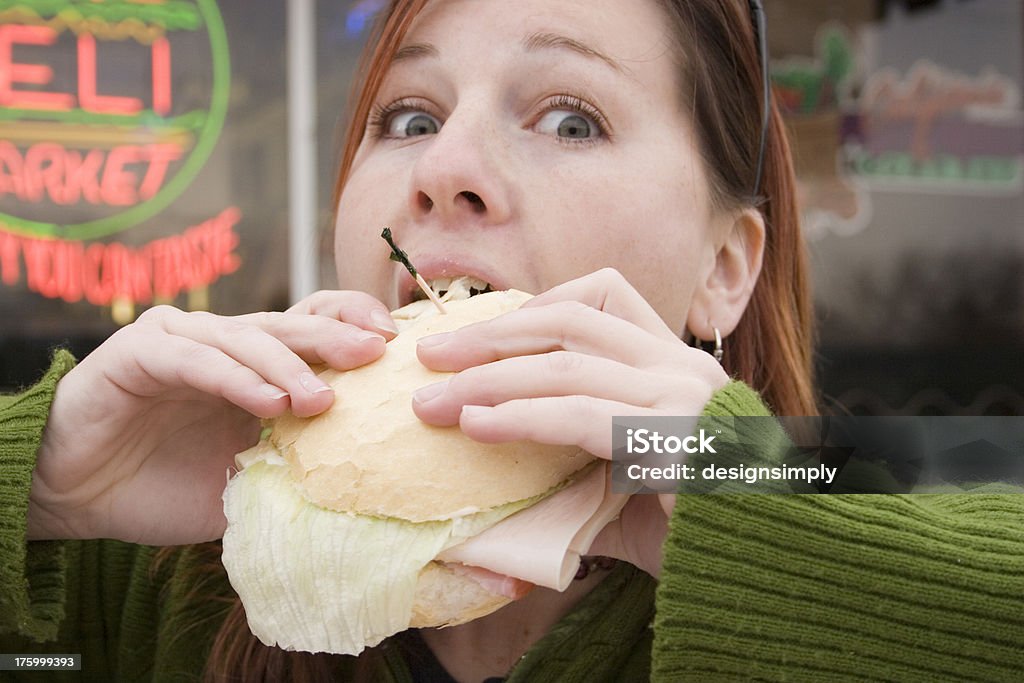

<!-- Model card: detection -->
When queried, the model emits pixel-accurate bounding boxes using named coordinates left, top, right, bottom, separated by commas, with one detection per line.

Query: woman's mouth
left=409, top=276, right=495, bottom=303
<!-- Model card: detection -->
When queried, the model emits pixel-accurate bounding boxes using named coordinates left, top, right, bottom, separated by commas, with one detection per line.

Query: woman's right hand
left=27, top=291, right=398, bottom=546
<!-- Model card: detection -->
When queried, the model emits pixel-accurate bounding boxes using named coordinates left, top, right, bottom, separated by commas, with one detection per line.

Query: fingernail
left=371, top=309, right=400, bottom=335
left=353, top=329, right=386, bottom=343
left=461, top=405, right=490, bottom=420
left=300, top=371, right=333, bottom=395
left=419, top=332, right=453, bottom=348
left=413, top=380, right=448, bottom=404
left=261, top=384, right=289, bottom=400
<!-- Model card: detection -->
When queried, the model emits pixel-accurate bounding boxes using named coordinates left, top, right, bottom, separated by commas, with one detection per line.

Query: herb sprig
left=380, top=227, right=447, bottom=314
left=381, top=227, right=417, bottom=278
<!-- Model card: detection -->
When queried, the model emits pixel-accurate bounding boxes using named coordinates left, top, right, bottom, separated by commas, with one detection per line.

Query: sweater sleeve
left=652, top=380, right=1024, bottom=682
left=0, top=353, right=229, bottom=679
left=0, top=350, right=77, bottom=642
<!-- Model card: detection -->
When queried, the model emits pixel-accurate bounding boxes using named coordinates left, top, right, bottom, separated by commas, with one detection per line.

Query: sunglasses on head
left=749, top=0, right=769, bottom=199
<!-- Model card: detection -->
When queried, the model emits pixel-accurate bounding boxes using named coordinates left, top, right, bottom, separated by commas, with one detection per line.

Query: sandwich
left=222, top=278, right=627, bottom=655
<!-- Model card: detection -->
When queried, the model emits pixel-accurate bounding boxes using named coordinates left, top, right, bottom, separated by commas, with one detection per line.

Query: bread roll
left=225, top=283, right=594, bottom=646
left=269, top=288, right=593, bottom=522
left=410, top=562, right=514, bottom=627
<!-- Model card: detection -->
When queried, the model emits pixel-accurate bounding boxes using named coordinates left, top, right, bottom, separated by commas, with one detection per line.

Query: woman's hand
left=29, top=291, right=399, bottom=546
left=411, top=268, right=729, bottom=578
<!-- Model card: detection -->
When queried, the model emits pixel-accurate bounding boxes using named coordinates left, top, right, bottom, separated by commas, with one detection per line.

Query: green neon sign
left=0, top=0, right=230, bottom=240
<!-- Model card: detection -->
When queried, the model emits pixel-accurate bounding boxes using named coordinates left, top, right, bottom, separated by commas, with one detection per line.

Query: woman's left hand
left=411, top=268, right=729, bottom=578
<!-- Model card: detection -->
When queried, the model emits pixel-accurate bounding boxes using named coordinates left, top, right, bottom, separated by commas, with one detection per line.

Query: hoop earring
left=713, top=327, right=724, bottom=363
left=692, top=327, right=724, bottom=364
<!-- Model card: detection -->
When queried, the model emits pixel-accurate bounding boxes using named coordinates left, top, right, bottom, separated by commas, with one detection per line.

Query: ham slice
left=437, top=462, right=628, bottom=591
left=445, top=564, right=535, bottom=599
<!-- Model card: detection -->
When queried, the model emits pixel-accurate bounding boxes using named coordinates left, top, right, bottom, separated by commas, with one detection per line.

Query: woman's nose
left=416, top=190, right=485, bottom=214
left=408, top=108, right=512, bottom=227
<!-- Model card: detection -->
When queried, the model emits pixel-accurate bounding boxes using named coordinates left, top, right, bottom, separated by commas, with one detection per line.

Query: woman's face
left=335, top=0, right=721, bottom=335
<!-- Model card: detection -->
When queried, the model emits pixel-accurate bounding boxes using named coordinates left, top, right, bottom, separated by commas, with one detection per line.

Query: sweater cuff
left=700, top=379, right=774, bottom=418
left=655, top=493, right=1024, bottom=681
left=681, top=380, right=799, bottom=494
left=0, top=350, right=77, bottom=642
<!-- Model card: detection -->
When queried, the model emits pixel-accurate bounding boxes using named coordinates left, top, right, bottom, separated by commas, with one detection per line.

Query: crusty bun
left=269, top=288, right=594, bottom=522
left=410, top=562, right=513, bottom=628
left=225, top=284, right=595, bottom=648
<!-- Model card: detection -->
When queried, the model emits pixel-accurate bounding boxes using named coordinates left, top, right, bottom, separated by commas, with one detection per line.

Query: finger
left=286, top=289, right=399, bottom=338
left=585, top=517, right=627, bottom=564
left=417, top=302, right=677, bottom=372
left=413, top=352, right=687, bottom=426
left=123, top=332, right=296, bottom=419
left=524, top=268, right=679, bottom=341
left=659, top=493, right=677, bottom=517
left=140, top=307, right=334, bottom=417
left=587, top=494, right=668, bottom=578
left=232, top=311, right=386, bottom=369
left=456, top=396, right=662, bottom=459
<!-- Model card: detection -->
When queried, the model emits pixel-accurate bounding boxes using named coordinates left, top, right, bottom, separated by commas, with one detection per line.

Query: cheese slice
left=437, top=462, right=628, bottom=591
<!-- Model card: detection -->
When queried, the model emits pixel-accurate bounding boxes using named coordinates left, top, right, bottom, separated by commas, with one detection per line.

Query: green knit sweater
left=1, top=352, right=1023, bottom=681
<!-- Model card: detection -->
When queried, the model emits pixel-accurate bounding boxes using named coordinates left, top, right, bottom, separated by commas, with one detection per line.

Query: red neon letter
left=0, top=230, right=21, bottom=286
left=151, top=37, right=171, bottom=115
left=0, top=25, right=74, bottom=110
left=21, top=238, right=59, bottom=298
left=83, top=243, right=112, bottom=305
left=101, top=146, right=142, bottom=206
left=102, top=242, right=134, bottom=302
left=39, top=145, right=68, bottom=205
left=138, top=143, right=181, bottom=199
left=64, top=149, right=105, bottom=205
left=24, top=143, right=65, bottom=204
left=0, top=141, right=26, bottom=200
left=78, top=33, right=143, bottom=115
left=53, top=239, right=85, bottom=303
left=212, top=207, right=242, bottom=276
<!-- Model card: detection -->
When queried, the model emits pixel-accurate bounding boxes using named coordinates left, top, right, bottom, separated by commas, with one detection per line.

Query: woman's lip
left=394, top=255, right=511, bottom=307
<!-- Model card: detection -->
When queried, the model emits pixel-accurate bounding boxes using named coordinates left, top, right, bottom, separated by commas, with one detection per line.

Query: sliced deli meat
left=437, top=462, right=628, bottom=591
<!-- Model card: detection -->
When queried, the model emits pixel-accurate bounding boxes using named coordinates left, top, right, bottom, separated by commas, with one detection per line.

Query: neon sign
left=0, top=0, right=230, bottom=240
left=0, top=205, right=239, bottom=304
left=0, top=0, right=241, bottom=320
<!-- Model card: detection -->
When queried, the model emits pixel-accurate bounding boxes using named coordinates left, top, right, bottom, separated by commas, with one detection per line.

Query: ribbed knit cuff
left=657, top=397, right=1024, bottom=683
left=683, top=380, right=801, bottom=494
left=701, top=379, right=774, bottom=418
left=0, top=350, right=77, bottom=642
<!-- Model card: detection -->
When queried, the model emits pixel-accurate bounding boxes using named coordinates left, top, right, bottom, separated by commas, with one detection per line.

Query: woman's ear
left=687, top=208, right=765, bottom=342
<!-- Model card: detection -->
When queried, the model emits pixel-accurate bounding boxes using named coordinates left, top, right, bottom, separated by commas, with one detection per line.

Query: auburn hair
left=204, top=0, right=817, bottom=679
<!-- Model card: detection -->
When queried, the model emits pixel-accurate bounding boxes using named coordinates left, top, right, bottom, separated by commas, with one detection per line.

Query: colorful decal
left=773, top=26, right=871, bottom=239
left=773, top=25, right=1023, bottom=239
left=0, top=0, right=238, bottom=320
left=850, top=61, right=1022, bottom=193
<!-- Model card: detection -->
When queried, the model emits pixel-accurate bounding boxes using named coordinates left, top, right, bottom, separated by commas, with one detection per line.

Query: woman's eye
left=388, top=111, right=440, bottom=137
left=535, top=110, right=597, bottom=141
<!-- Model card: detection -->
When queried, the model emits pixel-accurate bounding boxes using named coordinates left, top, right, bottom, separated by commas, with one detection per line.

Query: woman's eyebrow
left=392, top=32, right=631, bottom=78
left=394, top=43, right=439, bottom=63
left=521, top=31, right=629, bottom=76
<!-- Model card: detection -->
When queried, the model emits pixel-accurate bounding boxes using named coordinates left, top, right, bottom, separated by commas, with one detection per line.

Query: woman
left=3, top=0, right=1021, bottom=680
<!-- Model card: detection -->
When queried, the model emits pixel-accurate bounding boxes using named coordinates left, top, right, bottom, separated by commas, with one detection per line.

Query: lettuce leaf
left=221, top=457, right=539, bottom=655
